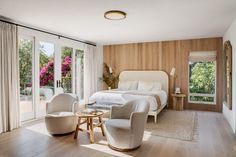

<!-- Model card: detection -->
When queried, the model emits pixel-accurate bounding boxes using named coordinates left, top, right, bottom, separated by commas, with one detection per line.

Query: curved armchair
left=105, top=99, right=150, bottom=151
left=45, top=93, right=79, bottom=135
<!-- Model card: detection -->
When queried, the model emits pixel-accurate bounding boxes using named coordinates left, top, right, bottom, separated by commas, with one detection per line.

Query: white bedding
left=89, top=89, right=167, bottom=111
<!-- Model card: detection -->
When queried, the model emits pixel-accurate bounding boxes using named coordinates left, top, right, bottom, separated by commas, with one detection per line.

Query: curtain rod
left=0, top=19, right=96, bottom=46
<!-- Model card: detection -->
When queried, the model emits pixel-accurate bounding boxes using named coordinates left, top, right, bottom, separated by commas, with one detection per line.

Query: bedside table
left=171, top=94, right=186, bottom=110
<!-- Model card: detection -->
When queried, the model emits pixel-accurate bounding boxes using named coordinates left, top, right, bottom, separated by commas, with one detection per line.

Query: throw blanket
left=124, top=91, right=162, bottom=107
left=89, top=90, right=167, bottom=111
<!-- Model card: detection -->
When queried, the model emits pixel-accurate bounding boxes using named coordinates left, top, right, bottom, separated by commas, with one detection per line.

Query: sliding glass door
left=19, top=37, right=34, bottom=121
left=38, top=41, right=56, bottom=116
left=19, top=29, right=85, bottom=121
left=61, top=46, right=73, bottom=93
left=59, top=39, right=85, bottom=100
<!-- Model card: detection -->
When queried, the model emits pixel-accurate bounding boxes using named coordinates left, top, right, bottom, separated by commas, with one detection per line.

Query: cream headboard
left=119, top=71, right=169, bottom=94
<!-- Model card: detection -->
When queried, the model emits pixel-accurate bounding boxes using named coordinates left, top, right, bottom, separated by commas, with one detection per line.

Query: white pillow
left=118, top=81, right=138, bottom=90
left=152, top=82, right=162, bottom=91
left=138, top=81, right=162, bottom=91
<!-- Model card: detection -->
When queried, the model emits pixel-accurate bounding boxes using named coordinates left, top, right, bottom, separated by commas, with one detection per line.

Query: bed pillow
left=118, top=81, right=138, bottom=90
left=138, top=81, right=162, bottom=91
left=152, top=82, right=162, bottom=91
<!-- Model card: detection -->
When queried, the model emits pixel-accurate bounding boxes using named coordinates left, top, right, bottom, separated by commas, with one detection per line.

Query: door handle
left=56, top=80, right=59, bottom=87
left=59, top=80, right=62, bottom=88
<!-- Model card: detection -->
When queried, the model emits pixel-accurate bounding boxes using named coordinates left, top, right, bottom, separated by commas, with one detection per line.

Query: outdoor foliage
left=19, top=39, right=32, bottom=89
left=189, top=61, right=216, bottom=102
left=39, top=47, right=72, bottom=93
left=189, top=61, right=215, bottom=93
left=61, top=47, right=72, bottom=92
left=19, top=41, right=73, bottom=93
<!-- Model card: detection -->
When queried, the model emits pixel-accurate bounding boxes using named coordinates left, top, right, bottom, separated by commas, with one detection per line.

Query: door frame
left=18, top=35, right=35, bottom=121
left=58, top=38, right=84, bottom=94
left=18, top=27, right=85, bottom=121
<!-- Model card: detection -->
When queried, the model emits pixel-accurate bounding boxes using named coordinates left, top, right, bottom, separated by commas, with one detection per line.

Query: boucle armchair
left=105, top=99, right=150, bottom=151
left=45, top=93, right=79, bottom=135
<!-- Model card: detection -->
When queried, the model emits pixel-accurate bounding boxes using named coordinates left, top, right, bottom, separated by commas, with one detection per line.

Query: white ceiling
left=0, top=0, right=236, bottom=45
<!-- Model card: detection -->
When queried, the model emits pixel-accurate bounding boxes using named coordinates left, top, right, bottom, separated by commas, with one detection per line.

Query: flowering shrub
left=40, top=56, right=71, bottom=87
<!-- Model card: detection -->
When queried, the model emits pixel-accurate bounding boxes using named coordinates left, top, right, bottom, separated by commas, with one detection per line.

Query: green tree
left=61, top=47, right=72, bottom=58
left=189, top=61, right=215, bottom=94
left=40, top=51, right=50, bottom=67
left=19, top=39, right=32, bottom=90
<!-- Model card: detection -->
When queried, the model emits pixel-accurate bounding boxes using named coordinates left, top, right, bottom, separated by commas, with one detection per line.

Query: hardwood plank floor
left=0, top=111, right=235, bottom=157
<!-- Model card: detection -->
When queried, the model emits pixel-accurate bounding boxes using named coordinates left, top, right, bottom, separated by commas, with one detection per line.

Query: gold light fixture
left=104, top=10, right=127, bottom=20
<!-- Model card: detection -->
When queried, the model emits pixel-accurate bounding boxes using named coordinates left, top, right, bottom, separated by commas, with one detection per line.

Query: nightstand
left=171, top=94, right=186, bottom=110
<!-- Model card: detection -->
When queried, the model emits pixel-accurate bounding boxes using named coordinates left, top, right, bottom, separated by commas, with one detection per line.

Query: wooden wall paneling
left=175, top=40, right=189, bottom=94
left=161, top=41, right=176, bottom=108
left=112, top=44, right=140, bottom=73
left=139, top=42, right=161, bottom=70
left=139, top=43, right=151, bottom=70
left=103, top=46, right=111, bottom=66
left=103, top=37, right=223, bottom=112
left=177, top=40, right=192, bottom=109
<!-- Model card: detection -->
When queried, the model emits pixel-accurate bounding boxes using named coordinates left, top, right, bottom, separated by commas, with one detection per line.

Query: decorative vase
left=108, top=87, right=111, bottom=90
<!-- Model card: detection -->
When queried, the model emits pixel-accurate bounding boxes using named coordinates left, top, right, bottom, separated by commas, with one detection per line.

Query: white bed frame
left=119, top=70, right=169, bottom=123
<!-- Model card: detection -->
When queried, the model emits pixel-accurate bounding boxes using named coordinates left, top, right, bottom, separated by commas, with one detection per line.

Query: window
left=19, top=38, right=34, bottom=120
left=188, top=51, right=216, bottom=104
left=61, top=46, right=73, bottom=93
left=39, top=41, right=55, bottom=111
left=19, top=27, right=85, bottom=121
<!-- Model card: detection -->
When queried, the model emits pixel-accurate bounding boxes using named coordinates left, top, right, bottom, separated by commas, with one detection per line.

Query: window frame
left=188, top=61, right=217, bottom=105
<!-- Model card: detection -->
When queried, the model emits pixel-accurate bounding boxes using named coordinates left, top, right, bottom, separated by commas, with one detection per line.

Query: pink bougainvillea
left=40, top=56, right=71, bottom=86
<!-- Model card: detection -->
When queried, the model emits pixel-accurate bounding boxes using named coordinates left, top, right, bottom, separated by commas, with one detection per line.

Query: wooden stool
left=74, top=111, right=105, bottom=143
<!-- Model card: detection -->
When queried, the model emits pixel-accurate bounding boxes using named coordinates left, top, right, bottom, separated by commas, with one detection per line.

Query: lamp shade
left=109, top=67, right=113, bottom=74
left=170, top=68, right=176, bottom=76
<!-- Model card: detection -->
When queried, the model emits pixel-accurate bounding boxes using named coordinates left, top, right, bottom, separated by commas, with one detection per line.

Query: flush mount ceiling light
left=104, top=10, right=127, bottom=20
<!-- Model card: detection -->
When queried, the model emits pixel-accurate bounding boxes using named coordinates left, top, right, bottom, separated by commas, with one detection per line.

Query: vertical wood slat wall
left=103, top=37, right=223, bottom=112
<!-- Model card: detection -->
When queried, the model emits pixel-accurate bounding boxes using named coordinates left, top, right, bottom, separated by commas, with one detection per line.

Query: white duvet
left=89, top=89, right=167, bottom=111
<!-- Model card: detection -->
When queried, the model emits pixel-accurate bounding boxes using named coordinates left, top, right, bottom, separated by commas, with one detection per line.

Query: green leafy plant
left=189, top=61, right=215, bottom=94
left=100, top=63, right=119, bottom=89
left=189, top=61, right=216, bottom=102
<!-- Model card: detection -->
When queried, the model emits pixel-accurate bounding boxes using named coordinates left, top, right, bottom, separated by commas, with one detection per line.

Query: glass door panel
left=39, top=41, right=55, bottom=113
left=61, top=47, right=72, bottom=93
left=19, top=38, right=34, bottom=121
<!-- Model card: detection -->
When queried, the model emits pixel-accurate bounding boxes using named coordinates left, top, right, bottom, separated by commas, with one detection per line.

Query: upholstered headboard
left=119, top=71, right=169, bottom=94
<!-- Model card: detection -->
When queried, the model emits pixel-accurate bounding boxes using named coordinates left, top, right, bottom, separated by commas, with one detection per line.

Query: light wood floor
left=0, top=111, right=236, bottom=157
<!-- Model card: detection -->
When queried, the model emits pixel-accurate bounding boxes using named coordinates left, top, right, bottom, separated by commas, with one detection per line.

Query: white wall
left=223, top=18, right=236, bottom=133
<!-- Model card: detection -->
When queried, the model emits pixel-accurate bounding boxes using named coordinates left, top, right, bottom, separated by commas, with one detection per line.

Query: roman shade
left=189, top=51, right=217, bottom=62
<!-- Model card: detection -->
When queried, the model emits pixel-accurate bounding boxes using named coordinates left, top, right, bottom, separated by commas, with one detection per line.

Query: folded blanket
left=89, top=90, right=167, bottom=111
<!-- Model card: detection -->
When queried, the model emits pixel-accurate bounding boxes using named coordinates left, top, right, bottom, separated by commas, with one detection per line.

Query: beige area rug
left=145, top=110, right=198, bottom=141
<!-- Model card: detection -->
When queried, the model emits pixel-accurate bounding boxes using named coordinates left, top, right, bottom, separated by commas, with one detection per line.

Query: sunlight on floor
left=81, top=140, right=133, bottom=157
left=25, top=121, right=151, bottom=157
left=143, top=132, right=152, bottom=141
left=26, top=122, right=52, bottom=137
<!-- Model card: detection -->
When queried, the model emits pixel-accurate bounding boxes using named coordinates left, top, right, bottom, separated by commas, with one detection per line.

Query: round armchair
left=105, top=99, right=150, bottom=151
left=45, top=93, right=79, bottom=135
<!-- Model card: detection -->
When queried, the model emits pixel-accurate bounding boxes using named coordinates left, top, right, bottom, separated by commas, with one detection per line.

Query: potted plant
left=100, top=63, right=119, bottom=89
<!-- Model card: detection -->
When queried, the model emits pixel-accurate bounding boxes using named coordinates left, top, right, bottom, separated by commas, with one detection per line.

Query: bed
left=89, top=71, right=169, bottom=123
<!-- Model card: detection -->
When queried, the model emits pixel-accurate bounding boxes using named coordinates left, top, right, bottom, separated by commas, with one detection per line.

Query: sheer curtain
left=0, top=21, right=20, bottom=133
left=84, top=44, right=98, bottom=103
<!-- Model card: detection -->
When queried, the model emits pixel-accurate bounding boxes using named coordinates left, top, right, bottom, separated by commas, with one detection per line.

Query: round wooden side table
left=73, top=110, right=105, bottom=143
